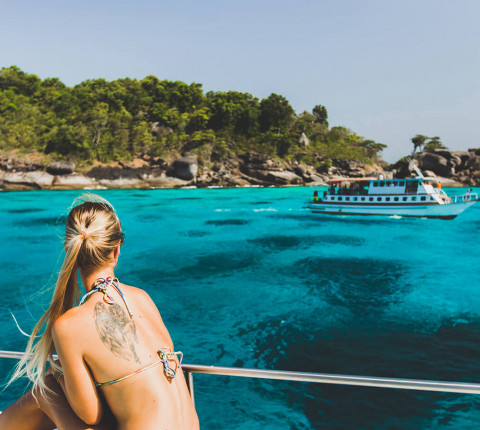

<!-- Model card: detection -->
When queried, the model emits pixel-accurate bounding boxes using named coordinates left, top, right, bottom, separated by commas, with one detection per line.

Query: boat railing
left=2, top=350, right=480, bottom=408
left=452, top=193, right=478, bottom=203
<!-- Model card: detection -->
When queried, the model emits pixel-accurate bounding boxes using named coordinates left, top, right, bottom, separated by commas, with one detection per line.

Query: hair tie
left=80, top=231, right=88, bottom=240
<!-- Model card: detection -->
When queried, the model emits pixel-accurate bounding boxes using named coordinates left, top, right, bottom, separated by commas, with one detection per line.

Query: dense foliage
left=0, top=66, right=386, bottom=167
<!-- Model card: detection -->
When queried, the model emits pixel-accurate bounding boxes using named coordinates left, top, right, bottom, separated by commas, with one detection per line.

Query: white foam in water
left=253, top=208, right=277, bottom=212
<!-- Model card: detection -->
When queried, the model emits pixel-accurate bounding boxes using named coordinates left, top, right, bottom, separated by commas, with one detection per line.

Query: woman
left=0, top=194, right=199, bottom=429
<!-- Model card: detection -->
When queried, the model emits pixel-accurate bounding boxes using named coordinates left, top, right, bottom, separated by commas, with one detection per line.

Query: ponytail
left=8, top=236, right=83, bottom=396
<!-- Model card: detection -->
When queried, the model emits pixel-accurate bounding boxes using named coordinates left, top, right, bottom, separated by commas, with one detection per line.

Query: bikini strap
left=79, top=277, right=133, bottom=318
left=95, top=348, right=183, bottom=387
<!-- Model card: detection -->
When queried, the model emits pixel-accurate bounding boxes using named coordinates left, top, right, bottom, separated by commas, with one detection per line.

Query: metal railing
left=2, top=350, right=480, bottom=408
left=452, top=193, right=478, bottom=203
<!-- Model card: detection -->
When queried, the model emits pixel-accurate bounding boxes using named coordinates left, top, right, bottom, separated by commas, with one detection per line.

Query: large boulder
left=451, top=150, right=472, bottom=165
left=52, top=174, right=96, bottom=189
left=298, top=132, right=310, bottom=147
left=0, top=171, right=54, bottom=189
left=306, top=173, right=327, bottom=185
left=294, top=164, right=308, bottom=178
left=47, top=161, right=75, bottom=175
left=265, top=170, right=302, bottom=185
left=466, top=156, right=480, bottom=171
left=171, top=155, right=198, bottom=180
left=417, top=153, right=454, bottom=177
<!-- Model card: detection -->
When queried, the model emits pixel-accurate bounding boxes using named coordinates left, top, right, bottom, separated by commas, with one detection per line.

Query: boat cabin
left=323, top=177, right=446, bottom=205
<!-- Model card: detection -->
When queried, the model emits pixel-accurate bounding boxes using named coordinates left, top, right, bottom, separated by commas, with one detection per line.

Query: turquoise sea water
left=1, top=187, right=480, bottom=429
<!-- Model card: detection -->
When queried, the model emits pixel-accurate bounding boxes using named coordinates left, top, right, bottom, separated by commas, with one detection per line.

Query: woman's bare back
left=59, top=283, right=199, bottom=430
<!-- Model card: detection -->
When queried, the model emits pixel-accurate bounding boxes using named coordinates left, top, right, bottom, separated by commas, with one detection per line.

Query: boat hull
left=307, top=200, right=477, bottom=219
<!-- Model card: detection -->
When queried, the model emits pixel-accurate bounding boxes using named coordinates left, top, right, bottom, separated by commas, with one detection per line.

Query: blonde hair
left=9, top=193, right=124, bottom=396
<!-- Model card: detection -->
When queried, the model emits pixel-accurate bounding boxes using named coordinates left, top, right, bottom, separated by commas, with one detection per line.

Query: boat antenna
left=406, top=157, right=424, bottom=178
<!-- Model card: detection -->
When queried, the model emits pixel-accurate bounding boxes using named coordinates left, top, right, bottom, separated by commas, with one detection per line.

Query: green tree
left=424, top=136, right=446, bottom=152
left=0, top=66, right=41, bottom=96
left=206, top=91, right=260, bottom=135
left=259, top=93, right=294, bottom=132
left=360, top=139, right=387, bottom=159
left=411, top=134, right=428, bottom=154
left=312, top=104, right=328, bottom=126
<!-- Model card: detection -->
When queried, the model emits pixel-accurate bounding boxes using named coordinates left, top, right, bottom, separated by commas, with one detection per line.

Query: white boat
left=305, top=174, right=478, bottom=220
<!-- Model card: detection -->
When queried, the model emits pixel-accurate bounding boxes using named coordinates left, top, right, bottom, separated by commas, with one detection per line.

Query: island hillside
left=0, top=66, right=478, bottom=190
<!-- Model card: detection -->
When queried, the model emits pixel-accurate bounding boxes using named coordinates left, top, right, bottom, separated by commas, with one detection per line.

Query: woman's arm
left=52, top=316, right=104, bottom=426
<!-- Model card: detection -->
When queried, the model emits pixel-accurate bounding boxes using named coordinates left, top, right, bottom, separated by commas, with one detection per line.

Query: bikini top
left=79, top=277, right=183, bottom=387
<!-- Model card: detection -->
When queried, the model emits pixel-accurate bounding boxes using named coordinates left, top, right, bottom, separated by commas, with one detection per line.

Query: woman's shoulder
left=121, top=283, right=156, bottom=306
left=121, top=283, right=166, bottom=322
left=52, top=306, right=90, bottom=343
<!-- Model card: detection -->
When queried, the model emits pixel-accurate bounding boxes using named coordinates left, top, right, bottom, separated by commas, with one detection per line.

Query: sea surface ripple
left=1, top=187, right=480, bottom=429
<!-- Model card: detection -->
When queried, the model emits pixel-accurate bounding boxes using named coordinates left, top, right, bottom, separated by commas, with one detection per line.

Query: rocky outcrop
left=2, top=148, right=479, bottom=191
left=327, top=159, right=389, bottom=179
left=47, top=161, right=75, bottom=175
left=52, top=174, right=97, bottom=189
left=404, top=149, right=480, bottom=186
left=416, top=152, right=453, bottom=177
left=237, top=153, right=313, bottom=186
left=0, top=171, right=54, bottom=190
left=0, top=154, right=44, bottom=172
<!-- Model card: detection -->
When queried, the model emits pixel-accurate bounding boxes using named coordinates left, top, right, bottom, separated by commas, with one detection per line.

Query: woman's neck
left=80, top=266, right=116, bottom=292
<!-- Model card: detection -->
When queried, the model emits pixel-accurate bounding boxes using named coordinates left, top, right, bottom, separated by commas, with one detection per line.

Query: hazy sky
left=1, top=0, right=479, bottom=162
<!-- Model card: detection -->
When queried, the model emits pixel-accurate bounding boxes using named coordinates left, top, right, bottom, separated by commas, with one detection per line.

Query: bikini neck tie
left=79, top=277, right=133, bottom=318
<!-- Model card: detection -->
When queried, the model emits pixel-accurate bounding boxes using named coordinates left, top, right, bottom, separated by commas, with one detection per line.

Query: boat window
left=386, top=181, right=391, bottom=186
left=353, top=197, right=357, bottom=201
left=412, top=197, right=417, bottom=201
left=421, top=196, right=426, bottom=201
left=392, top=181, right=398, bottom=186
left=338, top=197, right=342, bottom=201
left=369, top=197, right=374, bottom=201
left=372, top=182, right=378, bottom=187
left=377, top=197, right=382, bottom=201
left=379, top=181, right=385, bottom=187
left=430, top=196, right=434, bottom=201
left=399, top=181, right=405, bottom=186
left=394, top=197, right=399, bottom=201
left=386, top=197, right=390, bottom=201
left=346, top=197, right=350, bottom=201
left=361, top=197, right=365, bottom=201
left=403, top=197, right=407, bottom=201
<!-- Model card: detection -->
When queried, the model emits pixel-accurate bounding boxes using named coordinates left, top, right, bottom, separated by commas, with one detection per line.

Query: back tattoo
left=94, top=301, right=141, bottom=364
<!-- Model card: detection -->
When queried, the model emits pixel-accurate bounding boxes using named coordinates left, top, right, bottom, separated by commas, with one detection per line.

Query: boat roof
left=327, top=177, right=378, bottom=184
left=327, top=177, right=439, bottom=185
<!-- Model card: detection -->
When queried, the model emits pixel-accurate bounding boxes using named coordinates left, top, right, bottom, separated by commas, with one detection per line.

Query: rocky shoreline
left=1, top=149, right=479, bottom=191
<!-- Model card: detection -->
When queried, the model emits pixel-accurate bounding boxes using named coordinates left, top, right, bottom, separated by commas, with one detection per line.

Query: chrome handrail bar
left=453, top=193, right=478, bottom=203
left=2, top=350, right=480, bottom=396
